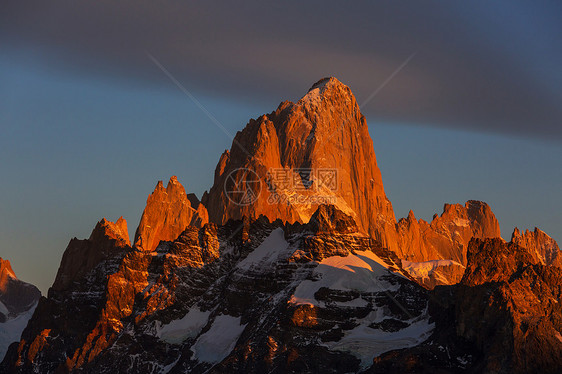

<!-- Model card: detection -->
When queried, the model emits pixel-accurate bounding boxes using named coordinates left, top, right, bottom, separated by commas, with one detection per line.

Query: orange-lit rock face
left=395, top=201, right=501, bottom=287
left=13, top=216, right=221, bottom=372
left=202, top=78, right=502, bottom=272
left=5, top=77, right=562, bottom=373
left=51, top=217, right=131, bottom=292
left=0, top=259, right=16, bottom=293
left=455, top=237, right=562, bottom=372
left=8, top=207, right=423, bottom=373
left=134, top=176, right=208, bottom=252
left=12, top=217, right=135, bottom=370
left=291, top=304, right=318, bottom=328
left=511, top=227, right=562, bottom=267
left=204, top=77, right=397, bottom=251
left=462, top=237, right=536, bottom=286
left=65, top=249, right=154, bottom=369
left=26, top=329, right=51, bottom=364
left=397, top=201, right=501, bottom=265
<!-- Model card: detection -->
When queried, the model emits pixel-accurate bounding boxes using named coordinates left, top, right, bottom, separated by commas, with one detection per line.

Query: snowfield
left=290, top=250, right=400, bottom=307
left=289, top=250, right=434, bottom=368
left=325, top=314, right=434, bottom=368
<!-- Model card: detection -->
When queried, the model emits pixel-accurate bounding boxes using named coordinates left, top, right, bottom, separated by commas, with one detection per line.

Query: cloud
left=2, top=0, right=561, bottom=140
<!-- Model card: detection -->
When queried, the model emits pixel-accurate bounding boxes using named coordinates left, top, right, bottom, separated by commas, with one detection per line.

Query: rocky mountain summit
left=203, top=77, right=398, bottom=253
left=511, top=227, right=561, bottom=267
left=203, top=78, right=503, bottom=287
left=135, top=176, right=209, bottom=252
left=1, top=77, right=561, bottom=373
left=0, top=259, right=41, bottom=361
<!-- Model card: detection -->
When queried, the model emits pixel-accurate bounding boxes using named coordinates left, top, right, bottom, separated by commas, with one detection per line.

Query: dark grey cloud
left=2, top=0, right=561, bottom=140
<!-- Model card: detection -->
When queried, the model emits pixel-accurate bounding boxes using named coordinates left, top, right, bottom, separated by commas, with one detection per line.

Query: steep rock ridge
left=3, top=218, right=133, bottom=373
left=0, top=259, right=41, bottom=361
left=396, top=201, right=500, bottom=264
left=52, top=217, right=130, bottom=292
left=2, top=215, right=224, bottom=373
left=203, top=77, right=398, bottom=253
left=511, top=227, right=561, bottom=267
left=202, top=78, right=503, bottom=283
left=367, top=237, right=562, bottom=373
left=134, top=176, right=209, bottom=252
left=3, top=207, right=435, bottom=373
left=396, top=201, right=501, bottom=287
left=455, top=238, right=562, bottom=373
left=186, top=193, right=209, bottom=226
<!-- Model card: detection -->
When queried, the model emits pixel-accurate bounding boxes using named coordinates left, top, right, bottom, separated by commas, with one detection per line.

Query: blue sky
left=1, top=1, right=561, bottom=293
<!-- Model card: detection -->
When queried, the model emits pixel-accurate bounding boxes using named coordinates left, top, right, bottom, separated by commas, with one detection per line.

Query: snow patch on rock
left=0, top=302, right=38, bottom=360
left=237, top=228, right=291, bottom=270
left=290, top=250, right=398, bottom=306
left=158, top=307, right=211, bottom=344
left=191, top=314, right=247, bottom=364
left=325, top=315, right=434, bottom=368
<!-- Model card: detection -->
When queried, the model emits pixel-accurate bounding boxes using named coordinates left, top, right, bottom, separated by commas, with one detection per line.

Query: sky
left=1, top=1, right=561, bottom=294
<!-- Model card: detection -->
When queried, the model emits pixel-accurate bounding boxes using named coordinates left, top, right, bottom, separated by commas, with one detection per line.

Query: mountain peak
left=0, top=258, right=15, bottom=280
left=134, top=176, right=208, bottom=251
left=307, top=76, right=347, bottom=94
left=52, top=217, right=132, bottom=293
left=407, top=209, right=416, bottom=220
left=205, top=77, right=396, bottom=251
left=91, top=217, right=130, bottom=246
left=166, top=175, right=184, bottom=193
left=298, top=76, right=355, bottom=109
left=152, top=176, right=185, bottom=195
left=511, top=226, right=561, bottom=266
left=0, top=258, right=17, bottom=293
